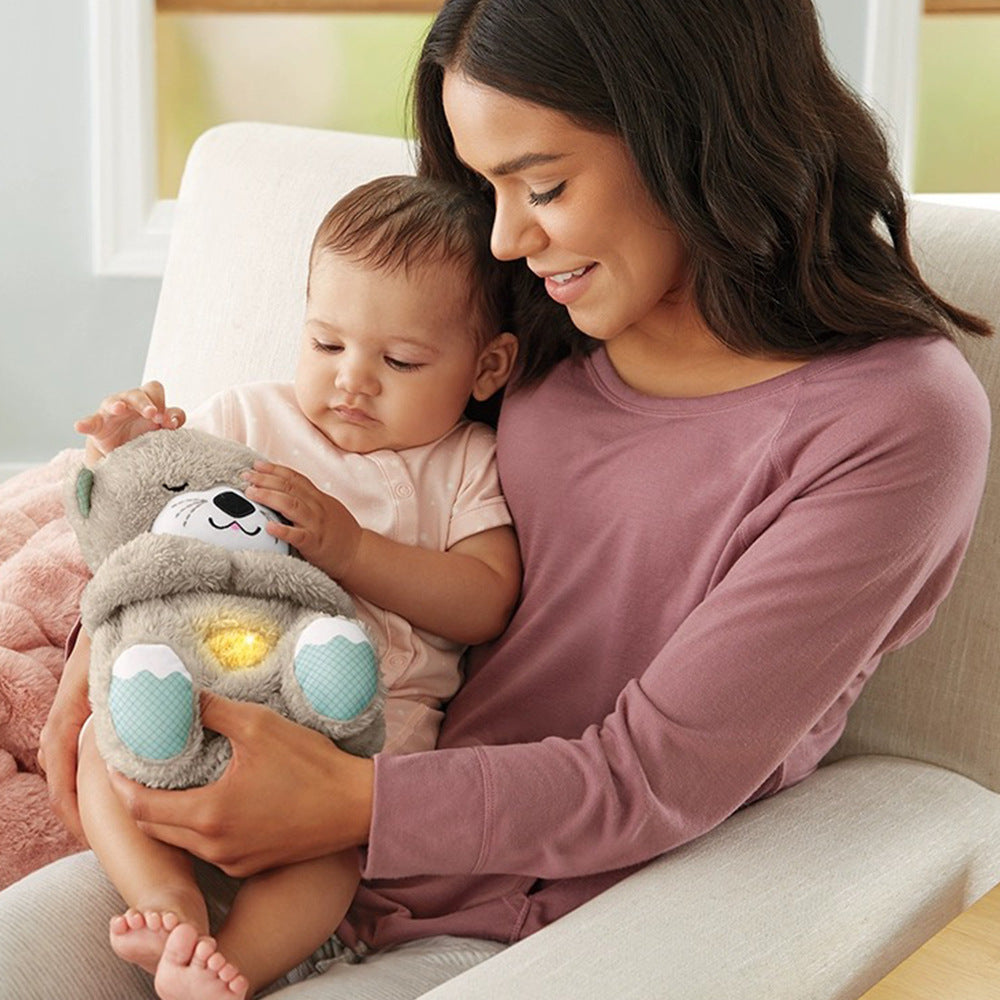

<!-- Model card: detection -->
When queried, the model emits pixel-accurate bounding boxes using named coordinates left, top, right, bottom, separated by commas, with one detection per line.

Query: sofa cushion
left=422, top=756, right=1000, bottom=1000
left=829, top=201, right=1000, bottom=792
left=144, top=123, right=414, bottom=413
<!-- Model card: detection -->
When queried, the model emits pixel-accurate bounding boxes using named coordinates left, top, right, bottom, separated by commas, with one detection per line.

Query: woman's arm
left=362, top=388, right=991, bottom=882
left=111, top=422, right=970, bottom=880
left=244, top=461, right=521, bottom=645
left=37, top=628, right=93, bottom=842
left=109, top=415, right=982, bottom=881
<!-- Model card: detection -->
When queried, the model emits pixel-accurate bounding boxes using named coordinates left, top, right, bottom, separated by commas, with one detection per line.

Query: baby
left=73, top=175, right=521, bottom=1000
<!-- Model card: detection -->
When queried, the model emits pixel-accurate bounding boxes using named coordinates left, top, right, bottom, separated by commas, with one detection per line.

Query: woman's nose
left=490, top=197, right=547, bottom=261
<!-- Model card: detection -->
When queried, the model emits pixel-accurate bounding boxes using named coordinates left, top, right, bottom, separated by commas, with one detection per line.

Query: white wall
left=0, top=3, right=160, bottom=476
left=814, top=0, right=872, bottom=92
left=0, top=1, right=880, bottom=478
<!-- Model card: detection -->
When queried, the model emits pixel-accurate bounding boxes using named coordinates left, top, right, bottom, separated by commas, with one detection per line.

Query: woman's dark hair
left=413, top=0, right=992, bottom=383
left=310, top=173, right=511, bottom=346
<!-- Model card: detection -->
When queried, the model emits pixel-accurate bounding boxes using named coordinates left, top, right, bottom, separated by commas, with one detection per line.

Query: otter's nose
left=213, top=491, right=256, bottom=519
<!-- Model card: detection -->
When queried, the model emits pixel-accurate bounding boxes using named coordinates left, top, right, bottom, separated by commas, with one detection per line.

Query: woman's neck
left=603, top=302, right=807, bottom=399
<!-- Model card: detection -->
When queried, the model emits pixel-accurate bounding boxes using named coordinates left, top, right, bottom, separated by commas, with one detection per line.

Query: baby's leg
left=78, top=722, right=209, bottom=975
left=156, top=850, right=361, bottom=1000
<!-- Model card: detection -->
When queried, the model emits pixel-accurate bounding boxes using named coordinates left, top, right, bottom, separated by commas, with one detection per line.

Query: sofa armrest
left=422, top=758, right=1000, bottom=1000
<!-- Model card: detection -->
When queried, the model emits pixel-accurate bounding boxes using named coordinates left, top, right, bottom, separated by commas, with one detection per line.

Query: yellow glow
left=204, top=625, right=275, bottom=670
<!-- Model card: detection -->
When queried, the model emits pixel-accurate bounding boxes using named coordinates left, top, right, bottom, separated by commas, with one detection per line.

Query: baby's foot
left=110, top=908, right=180, bottom=975
left=155, top=924, right=250, bottom=1000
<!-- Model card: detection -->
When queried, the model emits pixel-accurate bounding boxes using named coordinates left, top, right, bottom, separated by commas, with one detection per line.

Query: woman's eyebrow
left=490, top=151, right=567, bottom=177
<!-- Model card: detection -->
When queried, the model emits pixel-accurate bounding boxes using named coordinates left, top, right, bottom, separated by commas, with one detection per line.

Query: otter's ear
left=75, top=467, right=95, bottom=518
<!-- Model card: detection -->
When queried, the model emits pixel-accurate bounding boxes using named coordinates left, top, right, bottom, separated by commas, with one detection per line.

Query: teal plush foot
left=292, top=617, right=378, bottom=721
left=108, top=644, right=195, bottom=760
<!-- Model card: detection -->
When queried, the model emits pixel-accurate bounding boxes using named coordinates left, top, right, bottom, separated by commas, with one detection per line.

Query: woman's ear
left=472, top=332, right=519, bottom=401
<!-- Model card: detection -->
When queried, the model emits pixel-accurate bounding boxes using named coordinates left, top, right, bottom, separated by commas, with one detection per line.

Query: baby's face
left=294, top=252, right=488, bottom=454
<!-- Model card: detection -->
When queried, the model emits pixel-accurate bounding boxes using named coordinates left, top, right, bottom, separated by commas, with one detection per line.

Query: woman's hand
left=107, top=692, right=375, bottom=879
left=243, top=461, right=362, bottom=580
left=37, top=629, right=93, bottom=842
left=75, top=380, right=186, bottom=466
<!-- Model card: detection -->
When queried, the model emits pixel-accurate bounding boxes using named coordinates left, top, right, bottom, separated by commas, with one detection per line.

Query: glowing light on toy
left=203, top=623, right=276, bottom=670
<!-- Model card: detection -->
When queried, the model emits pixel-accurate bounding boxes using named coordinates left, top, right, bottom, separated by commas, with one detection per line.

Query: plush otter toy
left=65, top=428, right=385, bottom=789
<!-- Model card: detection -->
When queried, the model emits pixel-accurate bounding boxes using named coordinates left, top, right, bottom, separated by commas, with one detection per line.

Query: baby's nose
left=213, top=490, right=256, bottom=519
left=335, top=356, right=379, bottom=396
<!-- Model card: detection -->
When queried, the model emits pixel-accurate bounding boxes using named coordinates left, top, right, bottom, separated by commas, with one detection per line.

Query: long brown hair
left=413, top=0, right=992, bottom=384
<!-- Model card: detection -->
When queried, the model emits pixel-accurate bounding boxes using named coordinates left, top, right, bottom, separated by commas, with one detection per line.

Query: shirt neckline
left=585, top=344, right=850, bottom=415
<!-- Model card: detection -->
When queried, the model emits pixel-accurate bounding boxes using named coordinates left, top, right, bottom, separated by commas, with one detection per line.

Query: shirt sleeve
left=362, top=373, right=990, bottom=881
left=187, top=390, right=244, bottom=442
left=445, top=423, right=513, bottom=549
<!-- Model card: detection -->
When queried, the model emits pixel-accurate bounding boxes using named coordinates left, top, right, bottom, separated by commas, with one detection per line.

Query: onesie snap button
left=394, top=482, right=414, bottom=499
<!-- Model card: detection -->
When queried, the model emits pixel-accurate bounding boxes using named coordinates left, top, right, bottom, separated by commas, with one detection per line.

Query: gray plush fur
left=65, top=428, right=385, bottom=789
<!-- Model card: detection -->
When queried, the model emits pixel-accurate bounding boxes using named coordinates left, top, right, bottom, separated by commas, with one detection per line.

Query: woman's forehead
left=441, top=71, right=591, bottom=175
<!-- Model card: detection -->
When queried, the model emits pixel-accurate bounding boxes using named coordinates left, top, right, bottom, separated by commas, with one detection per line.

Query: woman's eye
left=385, top=357, right=423, bottom=373
left=312, top=338, right=342, bottom=354
left=527, top=182, right=566, bottom=207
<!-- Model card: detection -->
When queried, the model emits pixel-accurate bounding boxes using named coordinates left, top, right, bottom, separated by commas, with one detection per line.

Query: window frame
left=90, top=0, right=171, bottom=276
left=925, top=1, right=1000, bottom=12
left=90, top=0, right=442, bottom=278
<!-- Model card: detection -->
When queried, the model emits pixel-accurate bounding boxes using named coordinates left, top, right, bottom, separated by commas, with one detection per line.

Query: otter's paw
left=290, top=617, right=378, bottom=721
left=108, top=645, right=195, bottom=760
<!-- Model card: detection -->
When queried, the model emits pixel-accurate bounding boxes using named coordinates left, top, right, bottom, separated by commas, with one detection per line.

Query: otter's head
left=66, top=429, right=289, bottom=572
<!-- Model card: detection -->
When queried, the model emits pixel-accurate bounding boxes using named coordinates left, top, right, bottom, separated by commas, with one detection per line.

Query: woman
left=3, top=1, right=991, bottom=997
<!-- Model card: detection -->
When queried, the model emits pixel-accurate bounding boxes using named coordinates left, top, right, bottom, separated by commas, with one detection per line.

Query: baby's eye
left=385, top=357, right=424, bottom=373
left=527, top=182, right=566, bottom=207
left=162, top=482, right=188, bottom=492
left=312, top=338, right=342, bottom=354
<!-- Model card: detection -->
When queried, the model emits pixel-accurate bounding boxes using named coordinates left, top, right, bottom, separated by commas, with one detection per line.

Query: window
left=156, top=2, right=438, bottom=199
left=90, top=0, right=440, bottom=276
left=913, top=1, right=1000, bottom=199
left=828, top=0, right=1000, bottom=212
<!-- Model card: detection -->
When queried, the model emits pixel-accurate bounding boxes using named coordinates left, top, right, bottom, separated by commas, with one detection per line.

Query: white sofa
left=146, top=122, right=1000, bottom=1000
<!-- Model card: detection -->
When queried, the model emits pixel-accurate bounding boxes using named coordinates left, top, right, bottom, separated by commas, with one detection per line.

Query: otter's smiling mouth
left=208, top=518, right=262, bottom=536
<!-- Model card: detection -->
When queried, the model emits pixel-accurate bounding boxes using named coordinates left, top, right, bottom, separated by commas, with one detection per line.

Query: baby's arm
left=244, top=461, right=521, bottom=645
left=342, top=524, right=521, bottom=646
left=75, top=380, right=186, bottom=466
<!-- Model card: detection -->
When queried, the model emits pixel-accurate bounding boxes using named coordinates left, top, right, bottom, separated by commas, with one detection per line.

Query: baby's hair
left=309, top=174, right=510, bottom=346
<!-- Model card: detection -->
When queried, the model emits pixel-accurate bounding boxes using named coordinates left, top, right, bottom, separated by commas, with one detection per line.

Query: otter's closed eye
left=162, top=482, right=189, bottom=493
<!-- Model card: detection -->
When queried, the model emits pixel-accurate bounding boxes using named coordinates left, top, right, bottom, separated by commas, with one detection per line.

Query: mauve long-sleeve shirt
left=341, top=335, right=990, bottom=950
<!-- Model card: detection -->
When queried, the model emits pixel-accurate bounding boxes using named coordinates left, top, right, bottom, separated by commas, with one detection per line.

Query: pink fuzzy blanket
left=0, top=451, right=91, bottom=889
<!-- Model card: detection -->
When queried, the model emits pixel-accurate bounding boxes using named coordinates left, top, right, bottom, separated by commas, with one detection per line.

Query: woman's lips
left=542, top=263, right=597, bottom=305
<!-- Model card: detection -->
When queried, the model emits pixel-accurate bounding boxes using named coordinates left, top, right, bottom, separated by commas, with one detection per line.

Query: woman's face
left=441, top=71, right=691, bottom=347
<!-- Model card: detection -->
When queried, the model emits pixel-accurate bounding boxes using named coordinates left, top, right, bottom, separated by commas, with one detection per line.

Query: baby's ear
left=472, top=332, right=519, bottom=401
left=74, top=467, right=95, bottom=518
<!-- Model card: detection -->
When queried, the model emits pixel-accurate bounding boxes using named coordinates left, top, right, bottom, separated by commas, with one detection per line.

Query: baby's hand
left=242, top=461, right=362, bottom=580
left=75, top=380, right=186, bottom=466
